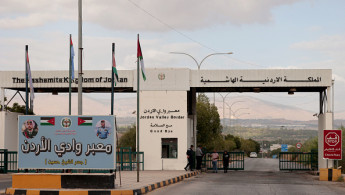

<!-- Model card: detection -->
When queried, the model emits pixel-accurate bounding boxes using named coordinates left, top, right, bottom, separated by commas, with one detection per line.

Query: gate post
left=318, top=113, right=333, bottom=169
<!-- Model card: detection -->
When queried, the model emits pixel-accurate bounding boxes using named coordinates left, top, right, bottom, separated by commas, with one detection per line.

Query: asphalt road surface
left=150, top=158, right=345, bottom=195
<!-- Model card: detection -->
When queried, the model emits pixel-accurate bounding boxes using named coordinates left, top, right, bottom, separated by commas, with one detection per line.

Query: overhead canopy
left=0, top=69, right=332, bottom=93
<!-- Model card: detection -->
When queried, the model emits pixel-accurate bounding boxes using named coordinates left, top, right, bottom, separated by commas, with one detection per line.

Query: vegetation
left=196, top=94, right=223, bottom=150
left=118, top=125, right=136, bottom=151
left=196, top=93, right=260, bottom=155
left=1, top=97, right=34, bottom=115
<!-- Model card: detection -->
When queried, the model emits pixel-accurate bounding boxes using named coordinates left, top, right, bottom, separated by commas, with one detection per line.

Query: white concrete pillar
left=0, top=88, right=4, bottom=111
left=327, top=86, right=331, bottom=112
left=318, top=113, right=333, bottom=169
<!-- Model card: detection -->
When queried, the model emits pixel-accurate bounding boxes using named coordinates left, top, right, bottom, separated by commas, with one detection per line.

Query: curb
left=133, top=171, right=200, bottom=194
left=5, top=171, right=200, bottom=195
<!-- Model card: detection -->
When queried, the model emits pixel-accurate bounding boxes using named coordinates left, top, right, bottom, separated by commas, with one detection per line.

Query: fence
left=0, top=148, right=144, bottom=173
left=279, top=152, right=318, bottom=171
left=203, top=151, right=244, bottom=170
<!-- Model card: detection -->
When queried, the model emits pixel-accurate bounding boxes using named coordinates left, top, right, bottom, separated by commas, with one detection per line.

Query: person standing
left=184, top=145, right=194, bottom=171
left=223, top=151, right=230, bottom=173
left=210, top=150, right=219, bottom=173
left=196, top=145, right=203, bottom=170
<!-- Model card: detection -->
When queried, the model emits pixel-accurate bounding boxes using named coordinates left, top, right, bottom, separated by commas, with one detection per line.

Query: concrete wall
left=318, top=112, right=333, bottom=169
left=139, top=91, right=187, bottom=170
left=0, top=111, right=21, bottom=151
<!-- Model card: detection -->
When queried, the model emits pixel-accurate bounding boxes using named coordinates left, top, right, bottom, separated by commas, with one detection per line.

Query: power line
left=126, top=0, right=266, bottom=68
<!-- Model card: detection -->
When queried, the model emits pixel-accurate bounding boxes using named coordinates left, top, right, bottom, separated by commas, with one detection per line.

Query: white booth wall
left=0, top=111, right=21, bottom=151
left=139, top=91, right=188, bottom=170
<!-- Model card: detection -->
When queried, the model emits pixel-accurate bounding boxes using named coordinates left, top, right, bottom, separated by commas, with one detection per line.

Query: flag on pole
left=112, top=47, right=119, bottom=85
left=26, top=51, right=35, bottom=101
left=137, top=37, right=146, bottom=81
left=70, top=36, right=75, bottom=80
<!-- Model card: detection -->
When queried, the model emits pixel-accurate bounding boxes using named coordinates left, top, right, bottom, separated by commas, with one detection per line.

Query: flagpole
left=136, top=34, right=140, bottom=182
left=25, top=45, right=29, bottom=115
left=69, top=34, right=72, bottom=115
left=78, top=0, right=83, bottom=115
left=111, top=43, right=115, bottom=115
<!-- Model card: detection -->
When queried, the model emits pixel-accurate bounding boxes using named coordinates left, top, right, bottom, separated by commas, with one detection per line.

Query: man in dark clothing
left=196, top=145, right=203, bottom=170
left=223, top=151, right=230, bottom=173
left=184, top=145, right=194, bottom=171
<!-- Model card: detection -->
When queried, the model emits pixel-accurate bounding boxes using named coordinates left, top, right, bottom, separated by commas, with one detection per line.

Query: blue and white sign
left=18, top=115, right=115, bottom=169
left=281, top=144, right=288, bottom=152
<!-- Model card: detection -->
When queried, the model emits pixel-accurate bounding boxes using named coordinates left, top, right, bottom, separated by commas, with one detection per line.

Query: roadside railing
left=279, top=152, right=318, bottom=171
left=203, top=151, right=244, bottom=170
left=0, top=148, right=144, bottom=173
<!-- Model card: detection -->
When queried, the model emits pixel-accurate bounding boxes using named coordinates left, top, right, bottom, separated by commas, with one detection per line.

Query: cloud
left=0, top=33, right=200, bottom=71
left=1, top=0, right=303, bottom=31
left=290, top=35, right=345, bottom=56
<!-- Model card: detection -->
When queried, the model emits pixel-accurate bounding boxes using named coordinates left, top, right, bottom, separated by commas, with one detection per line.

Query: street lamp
left=170, top=52, right=233, bottom=70
left=218, top=93, right=231, bottom=129
left=233, top=107, right=249, bottom=117
left=235, top=112, right=250, bottom=118
left=225, top=101, right=244, bottom=127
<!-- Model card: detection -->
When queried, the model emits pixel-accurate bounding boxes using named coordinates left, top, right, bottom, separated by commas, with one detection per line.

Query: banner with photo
left=18, top=115, right=115, bottom=169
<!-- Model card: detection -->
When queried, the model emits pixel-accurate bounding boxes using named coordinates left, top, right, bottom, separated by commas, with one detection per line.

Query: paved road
left=0, top=175, right=12, bottom=193
left=245, top=157, right=279, bottom=172
left=150, top=158, right=345, bottom=195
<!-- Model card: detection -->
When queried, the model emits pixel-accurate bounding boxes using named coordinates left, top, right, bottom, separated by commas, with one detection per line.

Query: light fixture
left=288, top=88, right=296, bottom=95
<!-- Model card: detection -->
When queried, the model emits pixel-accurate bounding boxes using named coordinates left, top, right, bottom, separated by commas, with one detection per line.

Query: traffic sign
left=296, top=142, right=302, bottom=149
left=281, top=144, right=288, bottom=152
left=323, top=130, right=342, bottom=160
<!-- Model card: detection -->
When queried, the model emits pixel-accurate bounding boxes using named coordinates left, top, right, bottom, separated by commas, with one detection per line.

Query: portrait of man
left=22, top=120, right=39, bottom=139
left=96, top=120, right=111, bottom=139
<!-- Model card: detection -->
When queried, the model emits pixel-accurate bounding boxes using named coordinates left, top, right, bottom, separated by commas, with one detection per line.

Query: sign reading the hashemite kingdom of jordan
left=18, top=115, right=115, bottom=169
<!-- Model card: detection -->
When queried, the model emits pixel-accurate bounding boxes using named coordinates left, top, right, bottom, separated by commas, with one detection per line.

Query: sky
left=1, top=0, right=345, bottom=119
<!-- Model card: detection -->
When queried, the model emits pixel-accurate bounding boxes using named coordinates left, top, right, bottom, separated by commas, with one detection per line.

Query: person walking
left=210, top=150, right=219, bottom=173
left=223, top=151, right=230, bottom=173
left=196, top=145, right=203, bottom=170
left=184, top=145, right=194, bottom=171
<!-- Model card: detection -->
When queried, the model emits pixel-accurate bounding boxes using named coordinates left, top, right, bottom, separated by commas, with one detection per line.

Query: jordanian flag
left=40, top=117, right=55, bottom=126
left=112, top=45, right=119, bottom=85
left=137, top=36, right=146, bottom=81
left=78, top=117, right=92, bottom=126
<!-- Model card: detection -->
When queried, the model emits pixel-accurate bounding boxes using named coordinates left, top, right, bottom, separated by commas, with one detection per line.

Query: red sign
left=323, top=130, right=342, bottom=160
left=296, top=142, right=302, bottom=149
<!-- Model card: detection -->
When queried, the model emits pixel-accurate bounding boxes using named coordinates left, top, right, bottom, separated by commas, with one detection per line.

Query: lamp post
left=218, top=93, right=230, bottom=129
left=233, top=107, right=249, bottom=117
left=170, top=52, right=233, bottom=70
left=225, top=101, right=244, bottom=127
left=170, top=52, right=233, bottom=147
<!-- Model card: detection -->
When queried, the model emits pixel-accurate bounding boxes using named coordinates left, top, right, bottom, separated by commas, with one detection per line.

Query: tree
left=196, top=93, right=223, bottom=151
left=6, top=102, right=34, bottom=114
left=118, top=125, right=136, bottom=151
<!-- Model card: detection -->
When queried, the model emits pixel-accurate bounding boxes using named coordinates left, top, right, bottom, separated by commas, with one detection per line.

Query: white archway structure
left=0, top=69, right=333, bottom=170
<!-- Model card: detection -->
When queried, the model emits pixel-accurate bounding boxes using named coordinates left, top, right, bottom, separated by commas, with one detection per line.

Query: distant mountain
left=31, top=93, right=345, bottom=122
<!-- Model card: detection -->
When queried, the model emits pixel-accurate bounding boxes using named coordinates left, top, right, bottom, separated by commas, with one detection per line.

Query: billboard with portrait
left=18, top=115, right=115, bottom=169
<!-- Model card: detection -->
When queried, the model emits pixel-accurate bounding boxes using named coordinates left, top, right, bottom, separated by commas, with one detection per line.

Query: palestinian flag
left=137, top=36, right=146, bottom=81
left=40, top=117, right=55, bottom=126
left=70, top=35, right=75, bottom=80
left=78, top=117, right=92, bottom=126
left=112, top=45, right=119, bottom=85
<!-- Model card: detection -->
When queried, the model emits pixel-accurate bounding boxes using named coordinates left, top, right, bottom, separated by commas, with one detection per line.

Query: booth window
left=161, top=138, right=178, bottom=158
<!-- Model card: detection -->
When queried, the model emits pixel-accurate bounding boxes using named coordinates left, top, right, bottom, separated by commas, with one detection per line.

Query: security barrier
left=279, top=152, right=318, bottom=171
left=0, top=148, right=144, bottom=173
left=203, top=151, right=244, bottom=170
